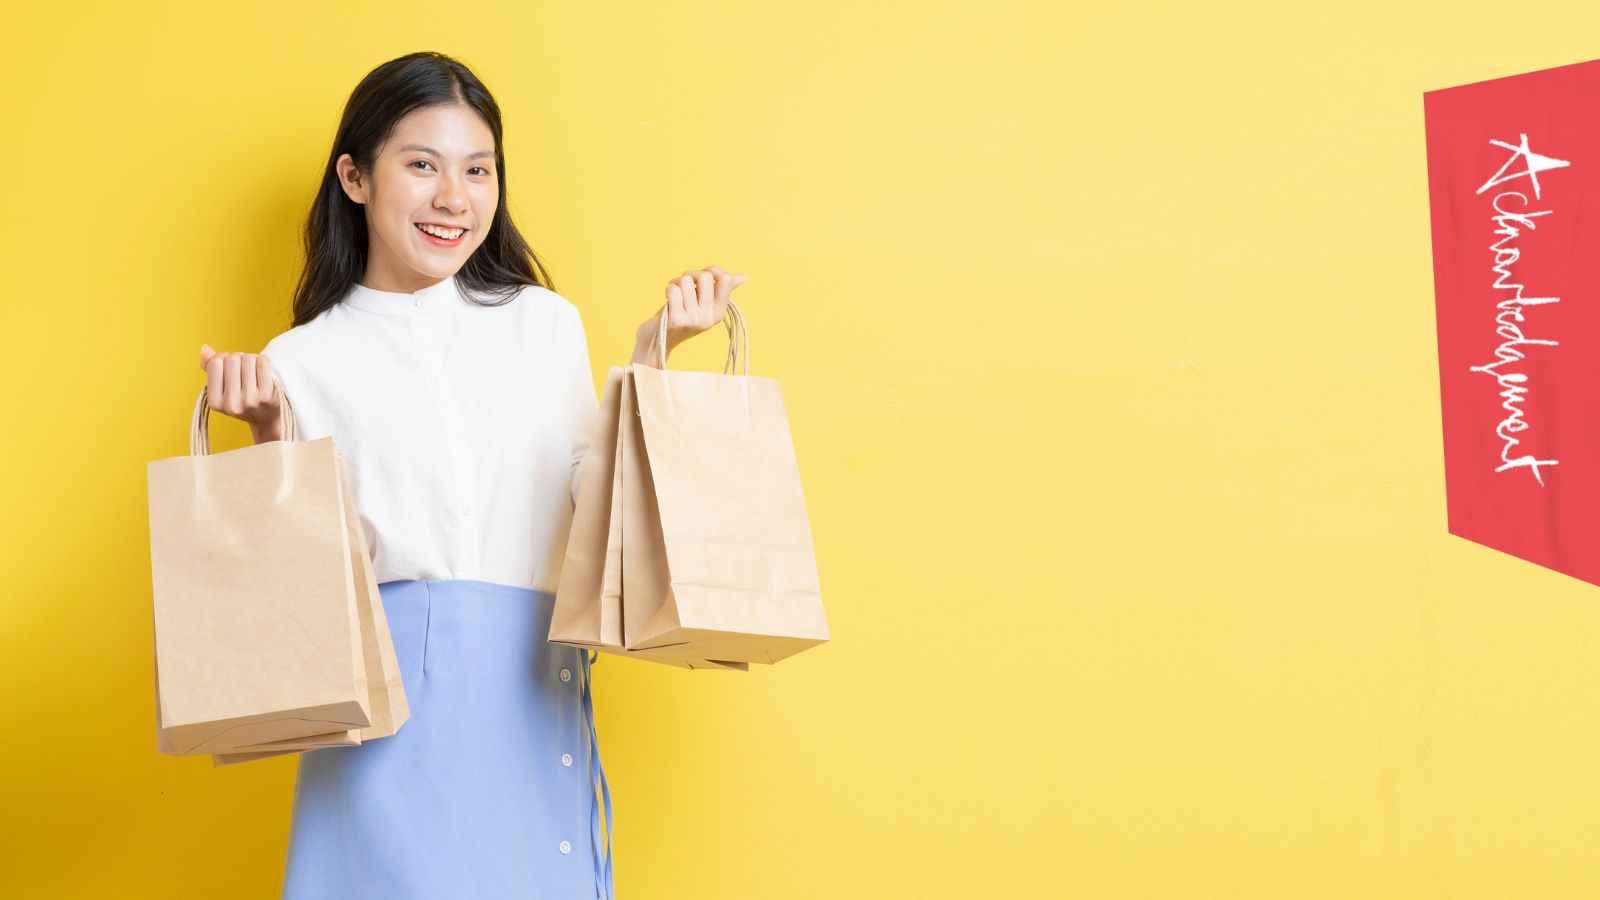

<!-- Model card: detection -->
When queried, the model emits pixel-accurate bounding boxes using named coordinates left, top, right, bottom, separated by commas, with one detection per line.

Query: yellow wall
left=6, top=1, right=1599, bottom=897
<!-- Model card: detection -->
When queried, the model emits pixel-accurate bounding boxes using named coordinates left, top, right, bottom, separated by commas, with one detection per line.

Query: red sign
left=1425, top=58, right=1600, bottom=584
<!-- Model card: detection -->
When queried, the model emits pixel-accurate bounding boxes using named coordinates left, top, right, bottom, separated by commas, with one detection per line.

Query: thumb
left=199, top=343, right=214, bottom=370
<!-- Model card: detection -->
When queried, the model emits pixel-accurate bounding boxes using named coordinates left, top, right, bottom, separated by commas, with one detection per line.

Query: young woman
left=196, top=51, right=745, bottom=899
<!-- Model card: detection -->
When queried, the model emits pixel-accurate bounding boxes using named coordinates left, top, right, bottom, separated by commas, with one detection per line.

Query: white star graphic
left=1476, top=133, right=1571, bottom=199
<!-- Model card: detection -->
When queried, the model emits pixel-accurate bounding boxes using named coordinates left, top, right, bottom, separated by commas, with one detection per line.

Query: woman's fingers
left=668, top=281, right=688, bottom=328
left=696, top=271, right=715, bottom=322
left=257, top=355, right=275, bottom=407
left=204, top=349, right=226, bottom=411
left=240, top=352, right=260, bottom=409
left=197, top=345, right=277, bottom=427
left=671, top=276, right=698, bottom=326
left=222, top=352, right=242, bottom=414
left=704, top=266, right=746, bottom=325
left=711, top=270, right=733, bottom=316
left=659, top=266, right=749, bottom=350
left=704, top=264, right=746, bottom=287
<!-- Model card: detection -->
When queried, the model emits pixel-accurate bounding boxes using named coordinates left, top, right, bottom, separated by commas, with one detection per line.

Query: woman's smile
left=414, top=221, right=467, bottom=247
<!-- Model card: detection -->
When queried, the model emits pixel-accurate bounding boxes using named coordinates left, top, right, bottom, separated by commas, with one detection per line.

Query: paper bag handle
left=188, top=372, right=300, bottom=457
left=649, top=296, right=749, bottom=374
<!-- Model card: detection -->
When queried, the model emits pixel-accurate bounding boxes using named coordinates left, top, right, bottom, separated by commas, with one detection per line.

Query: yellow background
left=4, top=1, right=1598, bottom=897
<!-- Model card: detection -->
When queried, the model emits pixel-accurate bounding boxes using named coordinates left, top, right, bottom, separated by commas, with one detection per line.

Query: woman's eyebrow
left=399, top=143, right=495, bottom=161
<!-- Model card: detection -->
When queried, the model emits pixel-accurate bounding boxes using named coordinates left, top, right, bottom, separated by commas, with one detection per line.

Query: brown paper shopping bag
left=622, top=300, right=828, bottom=664
left=149, top=375, right=408, bottom=760
left=549, top=367, right=628, bottom=652
left=550, top=367, right=748, bottom=670
left=209, top=443, right=409, bottom=766
left=154, top=650, right=362, bottom=770
left=550, top=297, right=827, bottom=667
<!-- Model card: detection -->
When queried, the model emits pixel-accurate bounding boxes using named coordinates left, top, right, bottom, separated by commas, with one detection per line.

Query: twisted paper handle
left=188, top=372, right=300, bottom=457
left=650, top=296, right=750, bottom=374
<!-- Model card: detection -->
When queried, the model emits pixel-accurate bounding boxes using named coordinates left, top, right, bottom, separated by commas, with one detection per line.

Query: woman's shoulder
left=260, top=303, right=350, bottom=366
left=500, top=283, right=584, bottom=342
left=260, top=322, right=307, bottom=364
left=258, top=306, right=355, bottom=416
left=504, top=282, right=580, bottom=321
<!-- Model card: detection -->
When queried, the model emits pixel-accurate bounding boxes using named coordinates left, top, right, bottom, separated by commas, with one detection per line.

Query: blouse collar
left=344, top=272, right=463, bottom=317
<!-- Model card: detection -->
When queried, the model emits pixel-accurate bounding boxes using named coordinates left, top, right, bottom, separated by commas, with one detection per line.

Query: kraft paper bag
left=549, top=367, right=628, bottom=651
left=552, top=297, right=827, bottom=667
left=622, top=302, right=828, bottom=664
left=149, top=375, right=408, bottom=760
left=152, top=651, right=360, bottom=771
left=550, top=367, right=748, bottom=670
left=210, top=448, right=410, bottom=766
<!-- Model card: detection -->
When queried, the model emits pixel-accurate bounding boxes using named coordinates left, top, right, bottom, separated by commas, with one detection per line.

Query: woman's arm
left=629, top=331, right=659, bottom=367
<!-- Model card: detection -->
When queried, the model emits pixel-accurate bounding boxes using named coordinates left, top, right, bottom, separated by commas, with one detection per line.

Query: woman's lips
left=414, top=223, right=466, bottom=247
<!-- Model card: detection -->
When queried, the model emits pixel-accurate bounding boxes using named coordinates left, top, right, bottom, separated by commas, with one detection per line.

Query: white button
left=559, top=840, right=571, bottom=854
left=559, top=668, right=572, bottom=682
left=561, top=753, right=572, bottom=767
left=427, top=375, right=439, bottom=384
left=459, top=508, right=470, bottom=519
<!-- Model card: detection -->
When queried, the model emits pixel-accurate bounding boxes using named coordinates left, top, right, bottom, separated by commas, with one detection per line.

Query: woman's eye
left=410, top=161, right=491, bottom=176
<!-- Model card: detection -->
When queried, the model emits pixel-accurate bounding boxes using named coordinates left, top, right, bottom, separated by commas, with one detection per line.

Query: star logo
left=1476, top=133, right=1571, bottom=199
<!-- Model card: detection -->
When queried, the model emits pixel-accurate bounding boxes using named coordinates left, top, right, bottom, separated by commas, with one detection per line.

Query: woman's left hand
left=632, top=265, right=747, bottom=366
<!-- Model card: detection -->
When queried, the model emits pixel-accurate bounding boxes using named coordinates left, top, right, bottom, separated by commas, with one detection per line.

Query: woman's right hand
left=198, top=343, right=283, bottom=443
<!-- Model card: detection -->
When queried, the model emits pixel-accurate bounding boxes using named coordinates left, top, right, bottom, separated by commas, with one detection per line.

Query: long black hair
left=289, top=51, right=556, bottom=327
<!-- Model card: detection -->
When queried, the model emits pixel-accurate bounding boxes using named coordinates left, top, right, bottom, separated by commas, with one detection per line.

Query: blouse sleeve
left=260, top=330, right=312, bottom=439
left=565, top=305, right=599, bottom=507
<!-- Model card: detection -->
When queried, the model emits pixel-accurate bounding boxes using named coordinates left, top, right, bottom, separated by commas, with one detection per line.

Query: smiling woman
left=187, top=48, right=751, bottom=899
left=284, top=58, right=556, bottom=329
left=345, top=128, right=499, bottom=269
left=240, top=52, right=616, bottom=900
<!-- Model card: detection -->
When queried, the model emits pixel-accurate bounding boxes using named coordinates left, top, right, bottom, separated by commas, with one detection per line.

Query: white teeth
left=416, top=223, right=465, bottom=239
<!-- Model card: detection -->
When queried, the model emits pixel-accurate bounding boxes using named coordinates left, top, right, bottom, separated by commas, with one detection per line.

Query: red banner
left=1425, top=58, right=1600, bottom=584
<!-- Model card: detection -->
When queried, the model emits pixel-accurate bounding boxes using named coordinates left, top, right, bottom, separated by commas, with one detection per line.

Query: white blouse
left=259, top=273, right=597, bottom=594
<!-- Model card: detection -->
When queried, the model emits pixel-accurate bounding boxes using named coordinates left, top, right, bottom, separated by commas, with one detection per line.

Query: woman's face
left=336, top=103, right=500, bottom=292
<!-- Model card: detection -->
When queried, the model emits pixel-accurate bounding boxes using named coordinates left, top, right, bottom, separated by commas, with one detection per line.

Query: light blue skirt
left=281, top=579, right=614, bottom=899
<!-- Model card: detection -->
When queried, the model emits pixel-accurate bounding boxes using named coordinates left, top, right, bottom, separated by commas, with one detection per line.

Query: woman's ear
left=334, top=153, right=369, bottom=205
